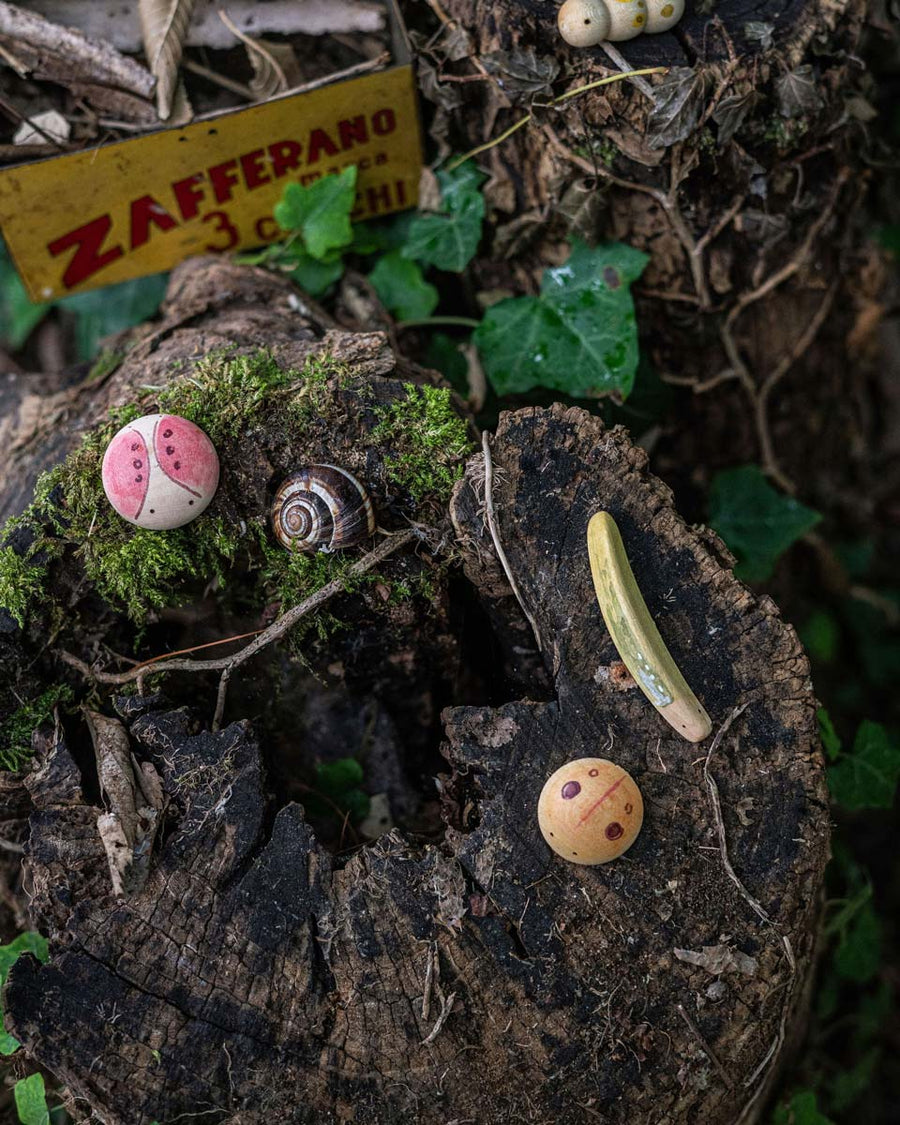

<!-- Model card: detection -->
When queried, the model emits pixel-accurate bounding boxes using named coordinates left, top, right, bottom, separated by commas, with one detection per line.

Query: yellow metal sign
left=0, top=65, right=422, bottom=301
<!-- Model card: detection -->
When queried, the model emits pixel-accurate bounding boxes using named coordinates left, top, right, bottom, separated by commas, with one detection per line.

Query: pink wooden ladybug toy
left=101, top=413, right=219, bottom=530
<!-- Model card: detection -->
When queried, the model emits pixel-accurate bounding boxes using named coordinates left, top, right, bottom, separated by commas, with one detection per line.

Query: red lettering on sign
left=47, top=214, right=124, bottom=289
left=202, top=210, right=239, bottom=252
left=240, top=149, right=270, bottom=190
left=307, top=128, right=339, bottom=164
left=395, top=179, right=408, bottom=205
left=372, top=108, right=396, bottom=136
left=130, top=195, right=178, bottom=249
left=254, top=215, right=279, bottom=241
left=209, top=160, right=241, bottom=203
left=366, top=183, right=393, bottom=213
left=269, top=140, right=302, bottom=178
left=339, top=116, right=368, bottom=151
left=172, top=174, right=206, bottom=220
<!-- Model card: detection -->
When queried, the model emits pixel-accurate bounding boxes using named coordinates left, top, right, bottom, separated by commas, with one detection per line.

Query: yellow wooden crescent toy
left=587, top=511, right=712, bottom=743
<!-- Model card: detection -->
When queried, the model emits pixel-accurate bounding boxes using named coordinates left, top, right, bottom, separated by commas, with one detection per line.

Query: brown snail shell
left=271, top=465, right=375, bottom=552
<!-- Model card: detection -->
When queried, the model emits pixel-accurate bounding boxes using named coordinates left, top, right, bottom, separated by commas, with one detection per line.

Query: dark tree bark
left=1, top=265, right=828, bottom=1124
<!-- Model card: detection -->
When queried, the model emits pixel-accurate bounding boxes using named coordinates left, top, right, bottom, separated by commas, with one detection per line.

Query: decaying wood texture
left=1, top=262, right=828, bottom=1124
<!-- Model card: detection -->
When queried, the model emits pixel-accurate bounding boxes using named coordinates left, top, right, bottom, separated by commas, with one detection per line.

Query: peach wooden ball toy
left=538, top=757, right=644, bottom=864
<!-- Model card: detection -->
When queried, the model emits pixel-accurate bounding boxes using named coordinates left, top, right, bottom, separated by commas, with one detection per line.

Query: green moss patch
left=0, top=545, right=49, bottom=628
left=0, top=355, right=467, bottom=638
left=0, top=684, right=73, bottom=771
left=372, top=383, right=472, bottom=503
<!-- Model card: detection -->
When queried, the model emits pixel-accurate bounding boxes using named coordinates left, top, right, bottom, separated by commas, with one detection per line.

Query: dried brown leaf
left=86, top=711, right=165, bottom=897
left=646, top=67, right=707, bottom=150
left=218, top=9, right=301, bottom=99
left=139, top=0, right=197, bottom=120
left=712, top=91, right=757, bottom=146
left=481, top=48, right=559, bottom=103
left=674, top=944, right=758, bottom=976
left=776, top=65, right=823, bottom=119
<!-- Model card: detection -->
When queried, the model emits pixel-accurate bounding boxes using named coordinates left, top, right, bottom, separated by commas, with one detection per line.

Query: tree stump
left=1, top=263, right=828, bottom=1124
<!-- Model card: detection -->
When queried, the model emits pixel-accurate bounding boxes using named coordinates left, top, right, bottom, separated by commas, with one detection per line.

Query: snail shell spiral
left=271, top=465, right=375, bottom=552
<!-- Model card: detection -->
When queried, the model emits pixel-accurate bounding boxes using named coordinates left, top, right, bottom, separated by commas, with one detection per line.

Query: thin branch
left=447, top=68, right=667, bottom=171
left=60, top=530, right=417, bottom=688
left=482, top=433, right=542, bottom=653
left=754, top=282, right=839, bottom=494
left=676, top=1004, right=734, bottom=1090
left=599, top=42, right=655, bottom=101
left=182, top=58, right=255, bottom=100
left=724, top=167, right=850, bottom=333
left=703, top=705, right=796, bottom=972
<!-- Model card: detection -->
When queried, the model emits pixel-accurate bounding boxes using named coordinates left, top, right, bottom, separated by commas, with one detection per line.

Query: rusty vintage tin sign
left=0, top=6, right=422, bottom=301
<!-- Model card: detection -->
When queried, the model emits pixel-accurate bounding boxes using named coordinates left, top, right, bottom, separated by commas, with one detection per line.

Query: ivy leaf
left=481, top=48, right=559, bottom=101
left=776, top=66, right=824, bottom=119
left=772, top=1090, right=835, bottom=1125
left=744, top=21, right=775, bottom=50
left=401, top=162, right=485, bottom=272
left=828, top=1047, right=881, bottom=1113
left=707, top=466, right=821, bottom=582
left=834, top=899, right=882, bottom=983
left=817, top=708, right=842, bottom=762
left=284, top=249, right=344, bottom=297
left=273, top=166, right=358, bottom=261
left=368, top=251, right=439, bottom=320
left=58, top=273, right=169, bottom=361
left=316, top=758, right=364, bottom=796
left=647, top=67, right=707, bottom=150
left=0, top=932, right=49, bottom=1056
left=13, top=1073, right=49, bottom=1125
left=474, top=239, right=648, bottom=399
left=712, top=91, right=757, bottom=145
left=0, top=242, right=48, bottom=350
left=828, top=720, right=900, bottom=810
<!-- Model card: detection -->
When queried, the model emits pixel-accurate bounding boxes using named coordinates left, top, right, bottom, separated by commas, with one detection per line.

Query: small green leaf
left=817, top=708, right=842, bottom=762
left=368, top=251, right=439, bottom=320
left=474, top=239, right=648, bottom=399
left=771, top=1089, right=835, bottom=1125
left=424, top=332, right=469, bottom=395
left=828, top=1046, right=880, bottom=1112
left=273, top=166, right=358, bottom=261
left=877, top=224, right=900, bottom=256
left=14, top=1073, right=49, bottom=1125
left=0, top=932, right=49, bottom=1055
left=285, top=249, right=345, bottom=297
left=800, top=609, right=839, bottom=663
left=316, top=758, right=364, bottom=796
left=58, top=274, right=169, bottom=361
left=0, top=242, right=48, bottom=350
left=828, top=720, right=900, bottom=810
left=834, top=899, right=881, bottom=983
left=708, top=465, right=821, bottom=581
left=401, top=162, right=485, bottom=272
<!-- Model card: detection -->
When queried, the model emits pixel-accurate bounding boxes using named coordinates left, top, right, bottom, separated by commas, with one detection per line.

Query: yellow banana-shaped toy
left=587, top=511, right=712, bottom=743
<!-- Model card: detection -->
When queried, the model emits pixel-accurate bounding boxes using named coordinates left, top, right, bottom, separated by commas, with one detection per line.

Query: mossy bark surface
left=1, top=263, right=827, bottom=1124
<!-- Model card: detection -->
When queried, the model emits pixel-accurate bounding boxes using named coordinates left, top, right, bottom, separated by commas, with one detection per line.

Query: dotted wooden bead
left=101, top=414, right=219, bottom=530
left=537, top=757, right=643, bottom=865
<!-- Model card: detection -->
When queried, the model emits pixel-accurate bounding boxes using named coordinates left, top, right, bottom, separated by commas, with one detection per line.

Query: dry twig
left=60, top=530, right=418, bottom=705
left=482, top=433, right=542, bottom=653
left=676, top=1004, right=734, bottom=1090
